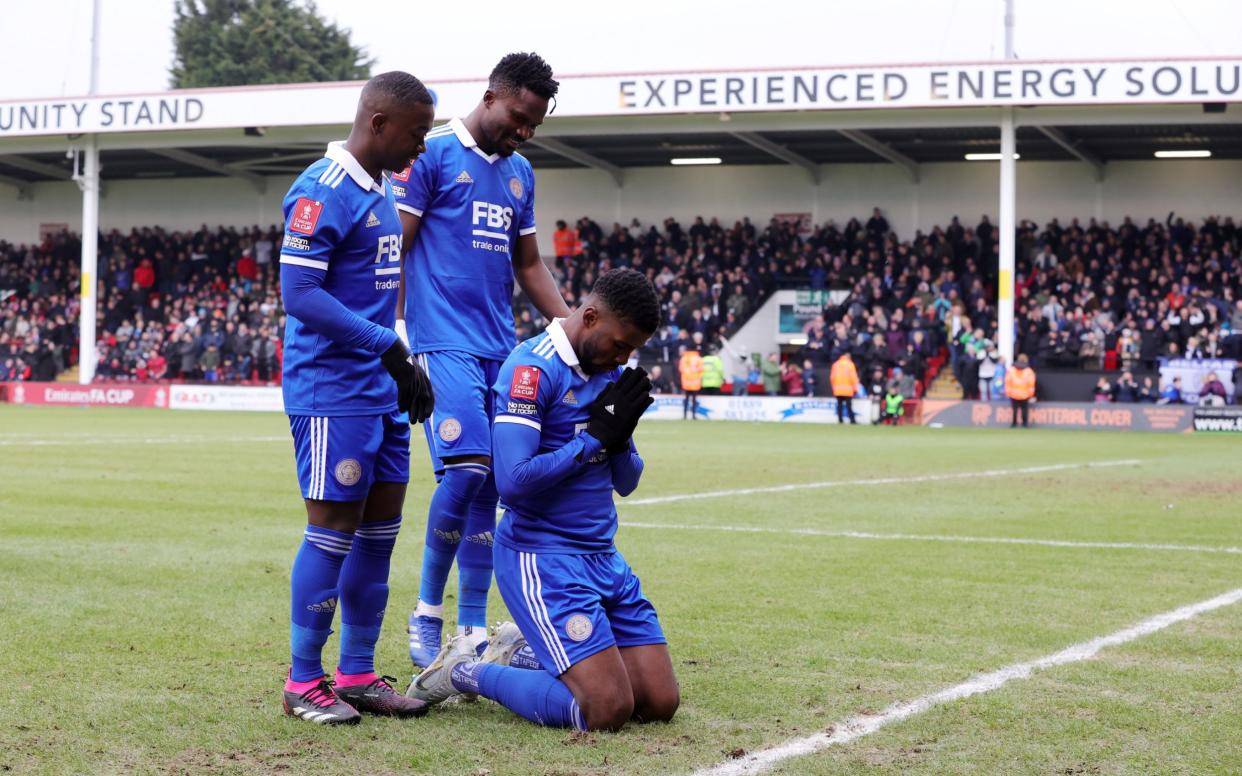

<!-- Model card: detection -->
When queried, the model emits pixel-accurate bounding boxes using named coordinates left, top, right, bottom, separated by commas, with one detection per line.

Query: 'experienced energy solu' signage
left=614, top=60, right=1241, bottom=112
left=1, top=59, right=1238, bottom=139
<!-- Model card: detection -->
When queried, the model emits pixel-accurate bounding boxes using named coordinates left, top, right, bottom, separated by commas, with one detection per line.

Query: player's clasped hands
left=381, top=340, right=436, bottom=424
left=587, top=367, right=655, bottom=455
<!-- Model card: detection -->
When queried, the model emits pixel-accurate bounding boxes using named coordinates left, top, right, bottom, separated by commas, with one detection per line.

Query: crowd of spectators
left=1, top=231, right=81, bottom=382
left=3, top=209, right=1239, bottom=401
left=533, top=215, right=788, bottom=356
left=544, top=208, right=1240, bottom=400
left=1, top=225, right=285, bottom=384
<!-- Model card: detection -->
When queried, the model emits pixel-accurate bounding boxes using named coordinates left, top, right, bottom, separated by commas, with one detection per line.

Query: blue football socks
left=418, top=464, right=487, bottom=606
left=456, top=473, right=498, bottom=629
left=338, top=515, right=401, bottom=675
left=509, top=643, right=542, bottom=670
left=290, top=524, right=353, bottom=682
left=451, top=662, right=585, bottom=730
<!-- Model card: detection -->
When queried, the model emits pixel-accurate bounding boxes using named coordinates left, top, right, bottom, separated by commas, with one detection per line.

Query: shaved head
left=347, top=71, right=436, bottom=175
left=357, top=71, right=434, bottom=121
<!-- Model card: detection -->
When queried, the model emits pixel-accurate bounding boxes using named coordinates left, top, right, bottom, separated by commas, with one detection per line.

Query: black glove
left=585, top=381, right=627, bottom=452
left=607, top=367, right=653, bottom=455
left=381, top=340, right=435, bottom=424
left=583, top=367, right=653, bottom=456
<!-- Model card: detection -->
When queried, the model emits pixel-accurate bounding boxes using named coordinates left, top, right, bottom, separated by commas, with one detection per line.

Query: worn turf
left=1, top=405, right=1239, bottom=775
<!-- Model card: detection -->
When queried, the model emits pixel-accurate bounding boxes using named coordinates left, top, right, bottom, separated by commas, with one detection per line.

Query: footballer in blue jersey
left=394, top=53, right=572, bottom=667
left=277, top=72, right=436, bottom=725
left=407, top=269, right=680, bottom=734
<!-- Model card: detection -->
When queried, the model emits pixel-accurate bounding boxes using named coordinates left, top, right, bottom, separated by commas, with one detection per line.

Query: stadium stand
left=2, top=212, right=1239, bottom=401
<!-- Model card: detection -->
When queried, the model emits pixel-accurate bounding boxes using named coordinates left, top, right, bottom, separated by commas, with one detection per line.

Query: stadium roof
left=0, top=57, right=1239, bottom=191
left=0, top=122, right=1238, bottom=185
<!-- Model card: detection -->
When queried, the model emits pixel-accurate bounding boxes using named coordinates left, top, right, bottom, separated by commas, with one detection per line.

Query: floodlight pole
left=997, top=0, right=1017, bottom=365
left=78, top=0, right=102, bottom=384
left=998, top=113, right=1016, bottom=365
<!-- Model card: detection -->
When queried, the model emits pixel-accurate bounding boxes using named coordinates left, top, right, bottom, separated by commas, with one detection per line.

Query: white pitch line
left=692, top=585, right=1242, bottom=776
left=622, top=459, right=1141, bottom=506
left=0, top=435, right=290, bottom=446
left=619, top=522, right=1242, bottom=556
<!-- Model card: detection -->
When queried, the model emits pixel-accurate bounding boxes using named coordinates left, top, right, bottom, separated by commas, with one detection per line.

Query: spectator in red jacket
left=780, top=360, right=804, bottom=396
left=237, top=250, right=258, bottom=281
left=134, top=258, right=156, bottom=292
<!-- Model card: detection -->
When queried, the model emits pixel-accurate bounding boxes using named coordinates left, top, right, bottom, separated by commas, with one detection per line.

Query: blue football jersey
left=491, top=320, right=625, bottom=553
left=395, top=117, right=538, bottom=361
left=280, top=142, right=404, bottom=416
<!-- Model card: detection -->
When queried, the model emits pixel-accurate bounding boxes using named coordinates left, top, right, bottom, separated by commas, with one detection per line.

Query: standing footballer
left=278, top=72, right=436, bottom=724
left=394, top=53, right=572, bottom=668
left=408, top=269, right=680, bottom=734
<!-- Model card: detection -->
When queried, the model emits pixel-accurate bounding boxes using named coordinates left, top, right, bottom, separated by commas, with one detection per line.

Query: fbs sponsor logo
left=307, top=596, right=337, bottom=613
left=365, top=211, right=381, bottom=228
left=434, top=528, right=462, bottom=544
left=562, top=389, right=578, bottom=405
left=455, top=170, right=473, bottom=184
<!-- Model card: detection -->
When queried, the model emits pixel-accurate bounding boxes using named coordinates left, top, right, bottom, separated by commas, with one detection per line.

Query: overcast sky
left=0, top=0, right=1238, bottom=99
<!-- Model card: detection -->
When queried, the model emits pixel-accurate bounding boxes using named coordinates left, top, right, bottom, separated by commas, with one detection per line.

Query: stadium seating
left=2, top=212, right=1238, bottom=396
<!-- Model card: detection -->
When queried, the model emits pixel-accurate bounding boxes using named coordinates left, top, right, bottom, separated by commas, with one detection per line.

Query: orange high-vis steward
left=830, top=356, right=859, bottom=397
left=679, top=350, right=704, bottom=391
left=1005, top=366, right=1036, bottom=400
left=553, top=227, right=581, bottom=258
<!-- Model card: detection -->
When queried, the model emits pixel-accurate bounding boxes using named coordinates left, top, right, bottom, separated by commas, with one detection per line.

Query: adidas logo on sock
left=605, top=404, right=615, bottom=414
left=365, top=211, right=381, bottom=227
left=306, top=596, right=337, bottom=613
left=455, top=170, right=473, bottom=184
left=434, top=528, right=462, bottom=544
left=465, top=531, right=494, bottom=547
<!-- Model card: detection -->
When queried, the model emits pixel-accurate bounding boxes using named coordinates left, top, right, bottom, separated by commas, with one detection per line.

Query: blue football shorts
left=415, top=350, right=502, bottom=475
left=288, top=412, right=410, bottom=501
left=493, top=539, right=667, bottom=677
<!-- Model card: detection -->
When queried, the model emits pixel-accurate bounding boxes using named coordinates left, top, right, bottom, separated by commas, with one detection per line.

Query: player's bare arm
left=513, top=233, right=572, bottom=321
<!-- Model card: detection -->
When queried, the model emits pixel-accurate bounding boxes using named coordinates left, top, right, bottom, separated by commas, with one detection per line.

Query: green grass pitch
left=2, top=405, right=1240, bottom=775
